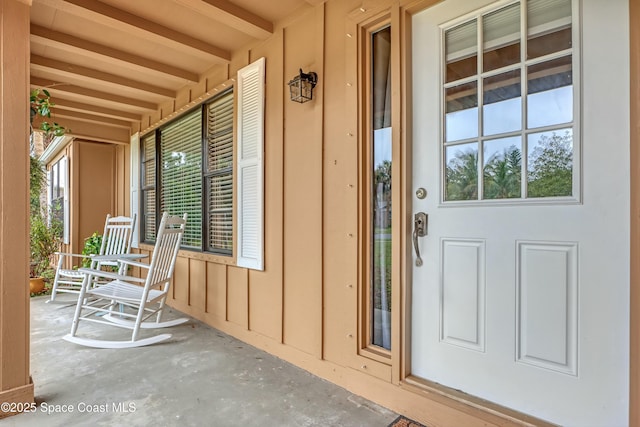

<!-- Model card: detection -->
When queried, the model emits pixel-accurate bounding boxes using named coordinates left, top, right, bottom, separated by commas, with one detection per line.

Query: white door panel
left=411, top=0, right=629, bottom=425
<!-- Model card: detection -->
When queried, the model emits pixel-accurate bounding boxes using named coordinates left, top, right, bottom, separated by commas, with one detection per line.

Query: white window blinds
left=205, top=90, right=234, bottom=253
left=160, top=109, right=202, bottom=248
left=236, top=57, right=265, bottom=270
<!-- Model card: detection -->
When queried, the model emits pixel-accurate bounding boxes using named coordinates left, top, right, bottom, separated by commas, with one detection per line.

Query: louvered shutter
left=130, top=132, right=140, bottom=248
left=236, top=57, right=265, bottom=270
left=160, top=109, right=202, bottom=248
left=205, top=90, right=234, bottom=254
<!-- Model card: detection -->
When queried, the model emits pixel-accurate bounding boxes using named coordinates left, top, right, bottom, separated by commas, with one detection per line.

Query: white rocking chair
left=63, top=212, right=188, bottom=349
left=49, top=214, right=137, bottom=303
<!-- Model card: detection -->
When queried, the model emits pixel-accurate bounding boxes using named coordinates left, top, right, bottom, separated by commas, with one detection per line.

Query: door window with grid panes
left=442, top=0, right=577, bottom=203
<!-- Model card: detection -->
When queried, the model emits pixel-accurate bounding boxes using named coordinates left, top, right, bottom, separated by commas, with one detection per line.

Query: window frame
left=359, top=15, right=395, bottom=363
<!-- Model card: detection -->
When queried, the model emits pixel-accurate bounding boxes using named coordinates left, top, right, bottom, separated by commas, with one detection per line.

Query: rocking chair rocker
left=63, top=212, right=188, bottom=348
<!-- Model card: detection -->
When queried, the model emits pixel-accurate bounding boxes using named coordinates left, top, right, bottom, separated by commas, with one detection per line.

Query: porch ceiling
left=29, top=0, right=316, bottom=134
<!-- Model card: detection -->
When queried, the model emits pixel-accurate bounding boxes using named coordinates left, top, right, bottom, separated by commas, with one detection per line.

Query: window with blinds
left=140, top=89, right=235, bottom=255
left=160, top=109, right=202, bottom=249
left=205, top=90, right=234, bottom=253
left=137, top=57, right=264, bottom=266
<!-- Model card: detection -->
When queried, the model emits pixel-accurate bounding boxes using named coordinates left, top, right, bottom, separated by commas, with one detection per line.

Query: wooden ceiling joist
left=51, top=109, right=132, bottom=129
left=30, top=55, right=177, bottom=99
left=48, top=98, right=142, bottom=122
left=40, top=0, right=231, bottom=62
left=32, top=115, right=130, bottom=144
left=31, top=77, right=158, bottom=111
left=31, top=24, right=199, bottom=82
left=174, top=0, right=273, bottom=39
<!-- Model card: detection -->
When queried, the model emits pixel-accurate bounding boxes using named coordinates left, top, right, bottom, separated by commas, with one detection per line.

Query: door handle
left=413, top=212, right=428, bottom=267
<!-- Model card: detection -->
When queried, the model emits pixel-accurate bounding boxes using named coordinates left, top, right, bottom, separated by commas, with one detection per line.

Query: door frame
left=349, top=0, right=638, bottom=424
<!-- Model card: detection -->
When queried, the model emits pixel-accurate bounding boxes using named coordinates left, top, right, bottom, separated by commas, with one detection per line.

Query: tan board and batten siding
left=51, top=140, right=117, bottom=268
left=98, top=0, right=637, bottom=426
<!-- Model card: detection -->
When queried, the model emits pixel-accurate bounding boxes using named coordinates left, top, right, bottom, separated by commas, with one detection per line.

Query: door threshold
left=401, top=376, right=557, bottom=427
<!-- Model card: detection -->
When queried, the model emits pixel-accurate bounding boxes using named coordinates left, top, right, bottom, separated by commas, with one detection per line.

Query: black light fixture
left=288, top=69, right=317, bottom=103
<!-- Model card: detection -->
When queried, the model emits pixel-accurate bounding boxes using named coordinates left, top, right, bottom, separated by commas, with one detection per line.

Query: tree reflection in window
left=528, top=130, right=573, bottom=197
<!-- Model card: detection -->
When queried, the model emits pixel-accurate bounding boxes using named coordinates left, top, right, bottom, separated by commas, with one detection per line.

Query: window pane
left=207, top=174, right=233, bottom=253
left=371, top=27, right=392, bottom=351
left=206, top=90, right=234, bottom=254
left=160, top=109, right=202, bottom=248
left=445, top=143, right=478, bottom=201
left=446, top=81, right=478, bottom=142
left=52, top=162, right=59, bottom=198
left=143, top=189, right=156, bottom=242
left=483, top=2, right=521, bottom=72
left=483, top=69, right=521, bottom=136
left=373, top=27, right=391, bottom=130
left=206, top=91, right=234, bottom=173
left=445, top=20, right=477, bottom=83
left=143, top=161, right=154, bottom=188
left=527, top=56, right=573, bottom=128
left=527, top=0, right=572, bottom=59
left=483, top=136, right=522, bottom=199
left=527, top=128, right=573, bottom=197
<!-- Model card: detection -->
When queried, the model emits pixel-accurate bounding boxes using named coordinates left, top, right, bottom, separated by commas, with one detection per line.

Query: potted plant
left=29, top=206, right=62, bottom=294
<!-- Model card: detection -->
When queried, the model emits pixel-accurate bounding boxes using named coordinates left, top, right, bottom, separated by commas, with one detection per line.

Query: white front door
left=411, top=0, right=630, bottom=425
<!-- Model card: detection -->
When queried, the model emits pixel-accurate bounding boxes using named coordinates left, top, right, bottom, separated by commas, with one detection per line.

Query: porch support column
left=0, top=0, right=34, bottom=417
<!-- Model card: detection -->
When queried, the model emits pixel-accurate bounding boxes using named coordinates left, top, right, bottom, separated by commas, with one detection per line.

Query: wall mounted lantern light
left=288, top=69, right=318, bottom=103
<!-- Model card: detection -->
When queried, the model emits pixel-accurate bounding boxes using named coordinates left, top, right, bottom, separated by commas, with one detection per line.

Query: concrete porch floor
left=4, top=296, right=399, bottom=427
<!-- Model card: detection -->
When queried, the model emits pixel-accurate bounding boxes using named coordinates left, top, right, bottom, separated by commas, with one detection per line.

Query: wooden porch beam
left=31, top=77, right=158, bottom=112
left=35, top=109, right=133, bottom=129
left=46, top=97, right=142, bottom=122
left=37, top=0, right=230, bottom=62
left=31, top=55, right=176, bottom=99
left=30, top=24, right=199, bottom=82
left=33, top=116, right=130, bottom=144
left=173, top=0, right=273, bottom=39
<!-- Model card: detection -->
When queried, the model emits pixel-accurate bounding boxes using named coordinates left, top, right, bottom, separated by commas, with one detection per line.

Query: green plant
left=80, top=232, right=120, bottom=272
left=29, top=207, right=63, bottom=278
left=30, top=155, right=46, bottom=216
left=81, top=232, right=103, bottom=268
left=30, top=89, right=69, bottom=145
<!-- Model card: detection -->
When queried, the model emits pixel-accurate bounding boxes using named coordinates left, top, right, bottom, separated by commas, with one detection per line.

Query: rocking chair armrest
left=55, top=252, right=92, bottom=259
left=117, top=258, right=150, bottom=269
left=77, top=268, right=146, bottom=284
left=89, top=253, right=146, bottom=262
